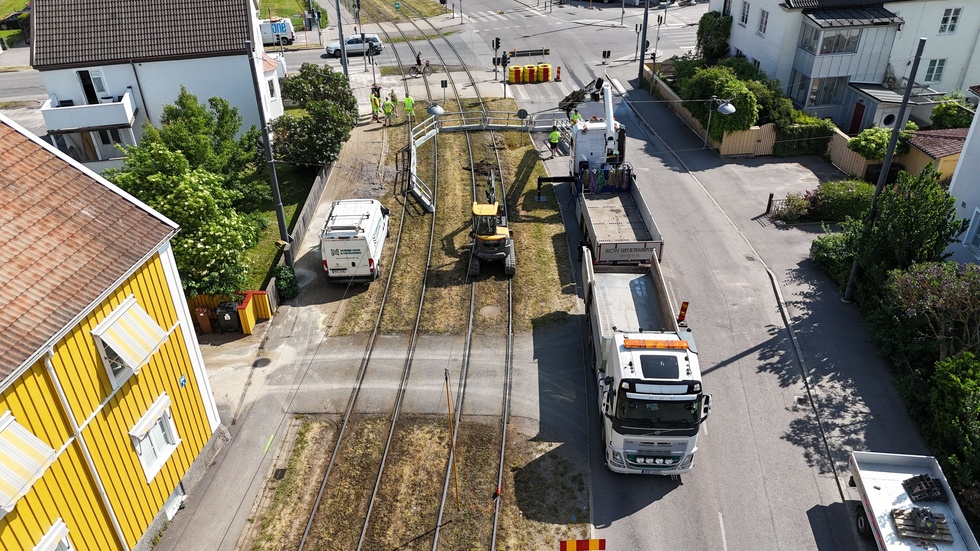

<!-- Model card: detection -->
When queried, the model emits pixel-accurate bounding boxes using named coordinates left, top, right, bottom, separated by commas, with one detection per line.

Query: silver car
left=325, top=34, right=384, bottom=58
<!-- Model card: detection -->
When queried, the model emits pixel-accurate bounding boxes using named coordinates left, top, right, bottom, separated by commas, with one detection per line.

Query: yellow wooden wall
left=0, top=253, right=213, bottom=550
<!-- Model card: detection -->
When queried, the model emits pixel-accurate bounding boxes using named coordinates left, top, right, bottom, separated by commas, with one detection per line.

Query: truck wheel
left=855, top=505, right=873, bottom=540
left=279, top=37, right=289, bottom=46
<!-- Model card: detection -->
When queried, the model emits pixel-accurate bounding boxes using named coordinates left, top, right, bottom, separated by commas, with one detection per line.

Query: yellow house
left=902, top=128, right=969, bottom=179
left=0, top=115, right=221, bottom=550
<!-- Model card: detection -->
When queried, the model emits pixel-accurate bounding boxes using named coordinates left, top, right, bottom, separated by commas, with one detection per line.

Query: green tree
left=107, top=141, right=259, bottom=296
left=682, top=66, right=758, bottom=141
left=272, top=63, right=358, bottom=166
left=152, top=87, right=266, bottom=209
left=887, top=262, right=980, bottom=361
left=695, top=11, right=732, bottom=63
left=852, top=165, right=966, bottom=300
left=847, top=122, right=918, bottom=161
left=931, top=100, right=975, bottom=130
left=929, top=352, right=980, bottom=485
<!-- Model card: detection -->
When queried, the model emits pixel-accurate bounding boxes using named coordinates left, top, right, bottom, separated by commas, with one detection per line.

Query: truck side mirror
left=701, top=394, right=712, bottom=421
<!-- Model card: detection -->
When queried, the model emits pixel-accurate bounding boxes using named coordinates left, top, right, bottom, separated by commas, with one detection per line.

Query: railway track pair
left=295, top=3, right=517, bottom=550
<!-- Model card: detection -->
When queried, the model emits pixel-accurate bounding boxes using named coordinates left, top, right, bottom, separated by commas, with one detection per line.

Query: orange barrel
left=538, top=63, right=552, bottom=82
left=508, top=65, right=522, bottom=84
left=525, top=64, right=536, bottom=83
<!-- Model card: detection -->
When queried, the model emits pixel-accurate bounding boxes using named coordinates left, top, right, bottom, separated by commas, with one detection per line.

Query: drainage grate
left=273, top=468, right=286, bottom=481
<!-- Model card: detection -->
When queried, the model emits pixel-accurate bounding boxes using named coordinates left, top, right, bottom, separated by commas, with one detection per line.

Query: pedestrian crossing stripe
left=559, top=539, right=606, bottom=551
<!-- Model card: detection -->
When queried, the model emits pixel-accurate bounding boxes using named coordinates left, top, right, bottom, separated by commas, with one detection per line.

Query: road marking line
left=264, top=434, right=274, bottom=453
left=718, top=511, right=729, bottom=551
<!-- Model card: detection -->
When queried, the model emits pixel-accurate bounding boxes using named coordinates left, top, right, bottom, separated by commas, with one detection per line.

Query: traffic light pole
left=637, top=0, right=650, bottom=83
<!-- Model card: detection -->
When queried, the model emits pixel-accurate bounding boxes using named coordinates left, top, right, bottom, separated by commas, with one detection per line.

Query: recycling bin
left=216, top=301, right=240, bottom=333
left=194, top=307, right=212, bottom=334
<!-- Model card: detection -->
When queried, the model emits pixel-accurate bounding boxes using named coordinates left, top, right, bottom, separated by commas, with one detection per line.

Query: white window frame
left=925, top=58, right=947, bottom=82
left=0, top=411, right=57, bottom=518
left=91, top=295, right=169, bottom=389
left=939, top=7, right=961, bottom=34
left=722, top=0, right=732, bottom=16
left=34, top=519, right=75, bottom=551
left=739, top=1, right=750, bottom=26
left=757, top=9, right=768, bottom=35
left=129, top=393, right=181, bottom=483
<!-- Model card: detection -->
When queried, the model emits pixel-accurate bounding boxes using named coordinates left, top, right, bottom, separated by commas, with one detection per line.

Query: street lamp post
left=704, top=95, right=736, bottom=148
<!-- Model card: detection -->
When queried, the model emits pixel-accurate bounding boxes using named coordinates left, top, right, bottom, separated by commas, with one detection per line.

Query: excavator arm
left=558, top=77, right=605, bottom=116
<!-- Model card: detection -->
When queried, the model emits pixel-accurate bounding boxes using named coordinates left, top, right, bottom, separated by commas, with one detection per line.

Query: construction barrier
left=556, top=66, right=561, bottom=82
left=538, top=62, right=551, bottom=82
left=524, top=64, right=536, bottom=83
left=508, top=65, right=523, bottom=84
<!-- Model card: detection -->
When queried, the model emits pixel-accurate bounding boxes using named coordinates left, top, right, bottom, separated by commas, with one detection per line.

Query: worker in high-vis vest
left=549, top=126, right=560, bottom=159
left=403, top=93, right=415, bottom=122
left=382, top=96, right=395, bottom=127
left=571, top=109, right=582, bottom=124
left=370, top=93, right=382, bottom=122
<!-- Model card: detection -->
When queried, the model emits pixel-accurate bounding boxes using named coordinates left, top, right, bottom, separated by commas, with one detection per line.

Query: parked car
left=0, top=11, right=25, bottom=31
left=325, top=34, right=384, bottom=58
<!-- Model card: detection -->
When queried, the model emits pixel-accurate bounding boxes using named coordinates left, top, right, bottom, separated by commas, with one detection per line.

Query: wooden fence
left=720, top=123, right=776, bottom=157
left=827, top=128, right=870, bottom=178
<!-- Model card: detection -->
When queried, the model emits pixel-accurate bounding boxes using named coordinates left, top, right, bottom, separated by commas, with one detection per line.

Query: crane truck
left=564, top=77, right=711, bottom=474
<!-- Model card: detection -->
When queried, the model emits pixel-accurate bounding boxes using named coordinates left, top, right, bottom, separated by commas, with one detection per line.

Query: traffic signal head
left=501, top=52, right=509, bottom=67
left=494, top=37, right=500, bottom=50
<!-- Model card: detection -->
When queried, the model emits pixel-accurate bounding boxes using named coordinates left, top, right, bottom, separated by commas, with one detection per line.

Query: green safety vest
left=404, top=96, right=415, bottom=111
left=383, top=100, right=394, bottom=115
left=371, top=95, right=381, bottom=109
left=571, top=114, right=582, bottom=123
left=549, top=130, right=560, bottom=144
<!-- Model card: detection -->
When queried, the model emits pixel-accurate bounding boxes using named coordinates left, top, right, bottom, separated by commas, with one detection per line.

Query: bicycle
left=409, top=60, right=432, bottom=77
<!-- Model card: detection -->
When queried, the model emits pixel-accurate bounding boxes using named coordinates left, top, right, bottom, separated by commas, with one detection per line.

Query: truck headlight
left=679, top=453, right=694, bottom=468
left=610, top=450, right=625, bottom=468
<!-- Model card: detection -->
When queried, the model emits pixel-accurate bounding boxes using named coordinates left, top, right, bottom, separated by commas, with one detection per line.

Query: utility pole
left=638, top=0, right=651, bottom=83
left=245, top=42, right=293, bottom=269
left=842, top=37, right=926, bottom=302
left=335, top=0, right=349, bottom=77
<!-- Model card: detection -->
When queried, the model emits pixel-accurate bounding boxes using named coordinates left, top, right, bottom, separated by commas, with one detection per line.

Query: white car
left=326, top=34, right=384, bottom=58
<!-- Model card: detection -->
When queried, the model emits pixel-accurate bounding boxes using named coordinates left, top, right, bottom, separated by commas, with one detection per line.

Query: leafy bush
left=696, top=11, right=732, bottom=63
left=772, top=192, right=809, bottom=223
left=745, top=80, right=793, bottom=126
left=717, top=57, right=768, bottom=82
left=931, top=101, right=976, bottom=130
left=670, top=51, right=706, bottom=82
left=847, top=122, right=918, bottom=161
left=809, top=179, right=874, bottom=221
left=809, top=231, right=854, bottom=287
left=273, top=264, right=300, bottom=300
left=930, top=352, right=980, bottom=486
left=681, top=66, right=758, bottom=141
left=773, top=115, right=835, bottom=157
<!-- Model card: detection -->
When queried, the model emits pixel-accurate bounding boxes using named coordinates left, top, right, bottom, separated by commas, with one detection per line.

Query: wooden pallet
left=891, top=508, right=955, bottom=543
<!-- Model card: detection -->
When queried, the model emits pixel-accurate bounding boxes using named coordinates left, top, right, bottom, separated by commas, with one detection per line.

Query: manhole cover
left=480, top=305, right=502, bottom=318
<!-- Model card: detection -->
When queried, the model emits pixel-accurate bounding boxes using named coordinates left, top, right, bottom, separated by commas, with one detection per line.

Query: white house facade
left=945, top=110, right=980, bottom=263
left=30, top=0, right=283, bottom=172
left=709, top=0, right=980, bottom=133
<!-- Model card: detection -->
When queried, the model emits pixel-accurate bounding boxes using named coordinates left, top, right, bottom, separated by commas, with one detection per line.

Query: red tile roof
left=0, top=117, right=177, bottom=385
left=31, top=0, right=252, bottom=70
left=908, top=128, right=969, bottom=159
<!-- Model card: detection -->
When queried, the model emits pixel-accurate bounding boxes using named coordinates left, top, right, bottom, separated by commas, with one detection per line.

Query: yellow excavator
left=468, top=170, right=515, bottom=277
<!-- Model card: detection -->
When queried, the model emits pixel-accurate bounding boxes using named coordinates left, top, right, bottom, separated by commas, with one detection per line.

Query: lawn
left=257, top=0, right=319, bottom=29
left=0, top=0, right=29, bottom=47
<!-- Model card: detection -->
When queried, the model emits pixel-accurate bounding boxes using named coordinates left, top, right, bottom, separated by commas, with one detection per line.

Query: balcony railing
left=41, top=90, right=137, bottom=133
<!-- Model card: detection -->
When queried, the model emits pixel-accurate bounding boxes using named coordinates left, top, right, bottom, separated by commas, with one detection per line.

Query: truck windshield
left=615, top=395, right=699, bottom=428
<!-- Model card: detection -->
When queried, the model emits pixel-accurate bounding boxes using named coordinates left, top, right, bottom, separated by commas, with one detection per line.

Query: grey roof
left=32, top=0, right=252, bottom=70
left=804, top=6, right=903, bottom=28
left=848, top=82, right=931, bottom=104
left=784, top=0, right=910, bottom=8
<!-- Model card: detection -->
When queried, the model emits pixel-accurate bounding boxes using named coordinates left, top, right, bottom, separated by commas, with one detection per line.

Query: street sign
left=516, top=108, right=528, bottom=119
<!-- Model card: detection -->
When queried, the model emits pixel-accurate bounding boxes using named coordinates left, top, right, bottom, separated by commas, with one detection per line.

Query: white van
left=259, top=18, right=295, bottom=46
left=320, top=199, right=390, bottom=283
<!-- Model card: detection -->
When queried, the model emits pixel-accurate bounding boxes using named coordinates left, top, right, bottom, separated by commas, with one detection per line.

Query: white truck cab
left=320, top=199, right=390, bottom=283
